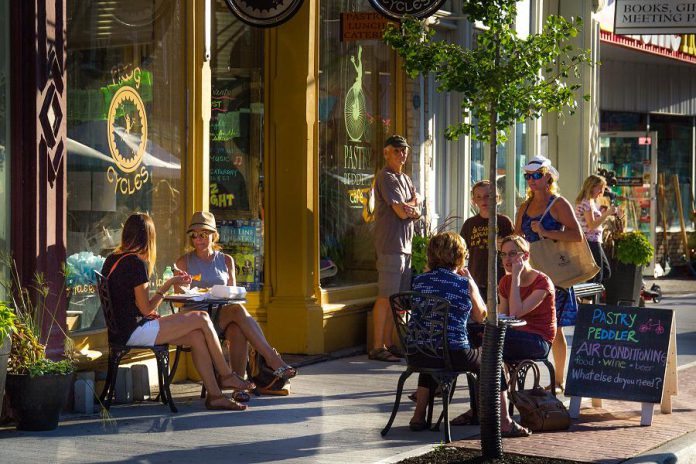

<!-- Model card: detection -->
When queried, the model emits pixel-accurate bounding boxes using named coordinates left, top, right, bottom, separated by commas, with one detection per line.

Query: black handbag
left=247, top=346, right=289, bottom=396
left=510, top=360, right=571, bottom=432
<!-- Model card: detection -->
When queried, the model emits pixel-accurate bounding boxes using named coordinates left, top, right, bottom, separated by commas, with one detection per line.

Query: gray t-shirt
left=374, top=166, right=415, bottom=255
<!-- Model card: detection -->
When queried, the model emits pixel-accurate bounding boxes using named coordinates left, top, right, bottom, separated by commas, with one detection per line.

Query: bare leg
left=217, top=304, right=288, bottom=372
left=500, top=390, right=513, bottom=431
left=371, top=297, right=393, bottom=349
left=157, top=311, right=250, bottom=389
left=225, top=323, right=249, bottom=375
left=410, top=386, right=429, bottom=424
left=551, top=328, right=567, bottom=389
left=167, top=329, right=222, bottom=397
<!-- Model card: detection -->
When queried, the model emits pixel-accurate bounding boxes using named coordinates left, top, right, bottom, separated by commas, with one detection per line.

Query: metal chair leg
left=103, top=349, right=126, bottom=410
left=440, top=380, right=453, bottom=443
left=381, top=370, right=412, bottom=436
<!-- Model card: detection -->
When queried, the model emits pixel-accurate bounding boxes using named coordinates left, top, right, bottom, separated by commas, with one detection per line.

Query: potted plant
left=0, top=301, right=17, bottom=399
left=1, top=254, right=74, bottom=431
left=604, top=231, right=654, bottom=306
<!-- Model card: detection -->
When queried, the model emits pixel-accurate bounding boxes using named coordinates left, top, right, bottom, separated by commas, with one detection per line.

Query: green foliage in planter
left=0, top=301, right=17, bottom=341
left=1, top=253, right=74, bottom=376
left=412, top=235, right=429, bottom=275
left=615, top=231, right=654, bottom=267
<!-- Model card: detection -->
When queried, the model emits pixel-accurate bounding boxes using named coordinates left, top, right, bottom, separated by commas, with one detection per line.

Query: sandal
left=218, top=371, right=255, bottom=391
left=501, top=421, right=532, bottom=438
left=409, top=420, right=428, bottom=432
left=544, top=383, right=565, bottom=395
left=272, top=365, right=297, bottom=381
left=450, top=409, right=479, bottom=426
left=205, top=394, right=246, bottom=411
left=368, top=347, right=400, bottom=362
left=387, top=344, right=405, bottom=359
left=232, top=390, right=251, bottom=403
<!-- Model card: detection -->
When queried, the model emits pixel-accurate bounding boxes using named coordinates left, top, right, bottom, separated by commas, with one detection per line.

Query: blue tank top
left=520, top=195, right=563, bottom=243
left=185, top=251, right=228, bottom=288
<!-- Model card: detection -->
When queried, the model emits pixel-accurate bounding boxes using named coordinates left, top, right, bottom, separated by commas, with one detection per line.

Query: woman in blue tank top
left=175, top=212, right=297, bottom=401
left=513, top=156, right=583, bottom=393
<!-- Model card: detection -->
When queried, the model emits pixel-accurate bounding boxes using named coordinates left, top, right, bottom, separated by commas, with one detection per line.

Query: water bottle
left=162, top=266, right=174, bottom=293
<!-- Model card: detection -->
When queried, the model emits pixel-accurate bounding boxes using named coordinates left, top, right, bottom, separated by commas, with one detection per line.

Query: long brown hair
left=115, top=213, right=157, bottom=276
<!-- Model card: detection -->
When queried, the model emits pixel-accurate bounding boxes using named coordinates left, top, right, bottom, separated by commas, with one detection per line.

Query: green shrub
left=615, top=231, right=654, bottom=267
left=0, top=301, right=17, bottom=341
left=412, top=235, right=429, bottom=275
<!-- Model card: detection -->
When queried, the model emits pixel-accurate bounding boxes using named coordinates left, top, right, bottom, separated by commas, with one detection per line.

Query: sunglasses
left=498, top=250, right=525, bottom=259
left=523, top=171, right=545, bottom=181
left=189, top=231, right=213, bottom=239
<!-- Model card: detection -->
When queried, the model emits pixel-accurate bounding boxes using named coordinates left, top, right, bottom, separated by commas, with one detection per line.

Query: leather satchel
left=510, top=361, right=571, bottom=432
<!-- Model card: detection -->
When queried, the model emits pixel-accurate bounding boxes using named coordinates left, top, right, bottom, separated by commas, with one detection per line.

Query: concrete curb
left=372, top=444, right=439, bottom=464
left=622, top=429, right=696, bottom=464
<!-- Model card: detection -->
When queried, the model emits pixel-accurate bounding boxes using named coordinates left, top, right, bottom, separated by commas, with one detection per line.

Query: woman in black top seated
left=101, top=212, right=254, bottom=411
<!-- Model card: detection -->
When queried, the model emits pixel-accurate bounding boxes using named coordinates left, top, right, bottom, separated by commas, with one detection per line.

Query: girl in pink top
left=574, top=175, right=619, bottom=283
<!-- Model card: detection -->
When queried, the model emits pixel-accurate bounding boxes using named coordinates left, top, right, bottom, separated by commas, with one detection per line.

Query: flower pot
left=5, top=372, right=72, bottom=431
left=604, top=260, right=643, bottom=306
left=0, top=336, right=10, bottom=398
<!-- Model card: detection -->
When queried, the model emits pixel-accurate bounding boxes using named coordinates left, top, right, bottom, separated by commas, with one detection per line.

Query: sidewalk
left=449, top=361, right=696, bottom=464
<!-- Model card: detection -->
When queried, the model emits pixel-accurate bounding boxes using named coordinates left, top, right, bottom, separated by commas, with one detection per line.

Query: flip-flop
left=232, top=390, right=251, bottom=403
left=368, top=347, right=400, bottom=362
left=450, top=409, right=478, bottom=426
left=387, top=344, right=405, bottom=358
left=501, top=421, right=532, bottom=438
left=272, top=365, right=298, bottom=381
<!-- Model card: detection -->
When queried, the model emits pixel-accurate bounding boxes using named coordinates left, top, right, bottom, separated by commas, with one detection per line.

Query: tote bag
left=528, top=198, right=600, bottom=289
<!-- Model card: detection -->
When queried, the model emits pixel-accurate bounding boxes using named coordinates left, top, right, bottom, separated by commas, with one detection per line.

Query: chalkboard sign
left=565, top=304, right=674, bottom=404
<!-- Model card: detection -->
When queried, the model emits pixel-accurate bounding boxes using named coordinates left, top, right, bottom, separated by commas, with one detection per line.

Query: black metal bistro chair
left=95, top=271, right=177, bottom=413
left=380, top=291, right=479, bottom=444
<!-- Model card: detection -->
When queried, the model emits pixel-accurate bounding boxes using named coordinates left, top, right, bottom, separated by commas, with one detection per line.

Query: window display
left=66, top=0, right=187, bottom=332
left=319, top=1, right=397, bottom=287
left=210, top=0, right=265, bottom=291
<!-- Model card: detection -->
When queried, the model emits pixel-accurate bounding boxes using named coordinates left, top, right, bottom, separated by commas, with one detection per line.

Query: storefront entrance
left=599, top=131, right=657, bottom=275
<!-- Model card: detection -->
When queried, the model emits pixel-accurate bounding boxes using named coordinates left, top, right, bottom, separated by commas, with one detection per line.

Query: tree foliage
left=383, top=1, right=593, bottom=143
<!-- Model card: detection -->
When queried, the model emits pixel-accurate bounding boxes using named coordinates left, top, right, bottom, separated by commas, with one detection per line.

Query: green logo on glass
left=345, top=46, right=367, bottom=142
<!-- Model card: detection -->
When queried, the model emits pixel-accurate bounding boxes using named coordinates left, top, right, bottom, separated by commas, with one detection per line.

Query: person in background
left=409, top=232, right=531, bottom=437
left=175, top=211, right=296, bottom=401
left=575, top=175, right=619, bottom=284
left=460, top=180, right=514, bottom=303
left=513, top=155, right=582, bottom=393
left=102, top=212, right=252, bottom=411
left=369, top=135, right=421, bottom=362
left=498, top=235, right=556, bottom=363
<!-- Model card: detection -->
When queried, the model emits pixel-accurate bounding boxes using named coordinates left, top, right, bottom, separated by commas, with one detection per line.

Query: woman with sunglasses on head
left=101, top=212, right=252, bottom=411
left=498, top=235, right=556, bottom=363
left=513, top=155, right=582, bottom=394
left=175, top=212, right=296, bottom=401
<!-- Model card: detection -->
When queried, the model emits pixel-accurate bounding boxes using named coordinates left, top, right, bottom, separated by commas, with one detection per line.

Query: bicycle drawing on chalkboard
left=639, top=318, right=664, bottom=335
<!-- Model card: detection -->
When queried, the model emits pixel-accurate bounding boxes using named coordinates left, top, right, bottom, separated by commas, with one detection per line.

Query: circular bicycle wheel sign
left=224, top=0, right=304, bottom=28
left=368, top=0, right=447, bottom=20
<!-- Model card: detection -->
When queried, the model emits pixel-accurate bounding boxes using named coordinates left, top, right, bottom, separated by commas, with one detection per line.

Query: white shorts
left=126, top=319, right=161, bottom=346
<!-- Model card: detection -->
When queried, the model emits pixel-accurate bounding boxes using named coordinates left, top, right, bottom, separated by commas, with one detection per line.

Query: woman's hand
left=510, top=255, right=524, bottom=280
left=169, top=272, right=192, bottom=288
left=530, top=220, right=545, bottom=237
left=457, top=267, right=472, bottom=278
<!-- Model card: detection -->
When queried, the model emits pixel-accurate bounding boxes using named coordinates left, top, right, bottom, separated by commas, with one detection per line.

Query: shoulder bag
left=510, top=360, right=571, bottom=432
left=528, top=197, right=600, bottom=289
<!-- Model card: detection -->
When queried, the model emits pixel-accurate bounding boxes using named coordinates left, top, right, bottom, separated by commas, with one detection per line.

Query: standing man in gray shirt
left=369, top=135, right=421, bottom=362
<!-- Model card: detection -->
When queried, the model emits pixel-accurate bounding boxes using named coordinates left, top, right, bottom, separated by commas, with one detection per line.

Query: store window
left=66, top=0, right=187, bottom=332
left=0, top=0, right=9, bottom=294
left=319, top=1, right=397, bottom=287
left=209, top=0, right=265, bottom=291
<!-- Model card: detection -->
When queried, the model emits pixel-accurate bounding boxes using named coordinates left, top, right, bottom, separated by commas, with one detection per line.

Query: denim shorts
left=503, top=329, right=551, bottom=362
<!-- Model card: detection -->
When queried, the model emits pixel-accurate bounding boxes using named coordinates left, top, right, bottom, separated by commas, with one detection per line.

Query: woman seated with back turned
left=101, top=212, right=253, bottom=411
left=408, top=231, right=531, bottom=437
left=175, top=211, right=296, bottom=401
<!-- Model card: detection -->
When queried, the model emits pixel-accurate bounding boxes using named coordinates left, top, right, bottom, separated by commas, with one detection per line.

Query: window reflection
left=66, top=0, right=187, bottom=332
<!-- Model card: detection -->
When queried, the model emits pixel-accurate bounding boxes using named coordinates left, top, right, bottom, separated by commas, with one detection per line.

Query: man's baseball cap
left=384, top=135, right=410, bottom=148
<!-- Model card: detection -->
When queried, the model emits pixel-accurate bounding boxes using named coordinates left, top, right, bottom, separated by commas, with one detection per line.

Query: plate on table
left=166, top=294, right=206, bottom=302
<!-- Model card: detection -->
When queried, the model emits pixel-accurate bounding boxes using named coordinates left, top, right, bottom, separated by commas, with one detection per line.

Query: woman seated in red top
left=498, top=235, right=556, bottom=362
